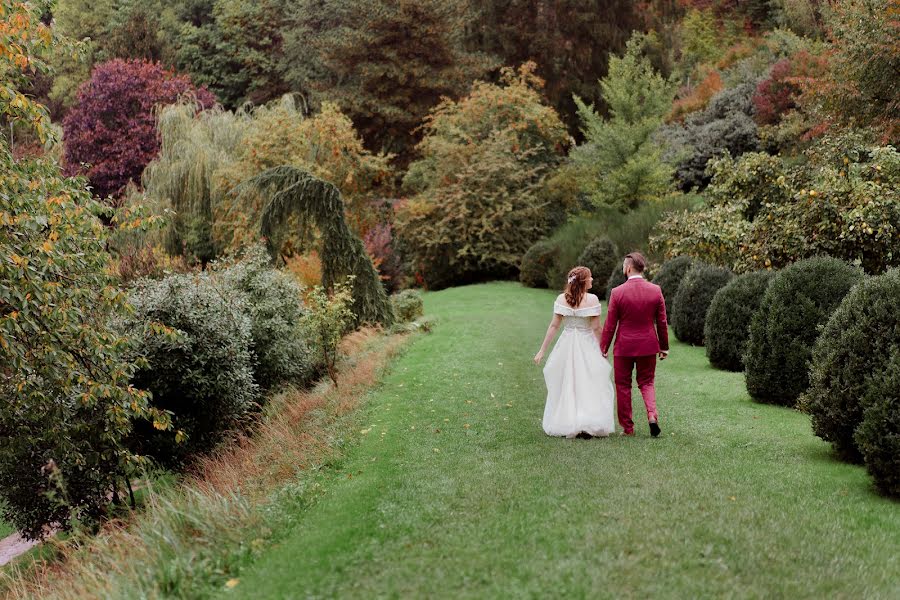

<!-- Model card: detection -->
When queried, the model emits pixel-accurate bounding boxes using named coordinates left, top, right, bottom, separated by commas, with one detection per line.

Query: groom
left=600, top=252, right=669, bottom=437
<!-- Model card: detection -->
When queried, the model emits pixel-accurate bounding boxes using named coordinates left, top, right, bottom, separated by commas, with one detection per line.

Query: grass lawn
left=230, top=282, right=898, bottom=598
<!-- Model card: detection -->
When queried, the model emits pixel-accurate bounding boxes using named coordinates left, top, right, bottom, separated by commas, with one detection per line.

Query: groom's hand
left=659, top=350, right=669, bottom=361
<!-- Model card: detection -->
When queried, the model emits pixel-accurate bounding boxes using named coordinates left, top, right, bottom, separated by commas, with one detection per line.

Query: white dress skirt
left=542, top=302, right=616, bottom=438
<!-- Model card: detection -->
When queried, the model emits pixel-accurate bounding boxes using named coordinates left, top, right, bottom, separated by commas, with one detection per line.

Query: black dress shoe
left=649, top=421, right=661, bottom=438
left=576, top=432, right=592, bottom=439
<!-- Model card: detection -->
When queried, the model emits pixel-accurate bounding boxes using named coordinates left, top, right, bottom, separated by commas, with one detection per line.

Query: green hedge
left=745, top=257, right=863, bottom=407
left=576, top=237, right=619, bottom=298
left=802, top=269, right=900, bottom=496
left=519, top=239, right=560, bottom=288
left=671, top=263, right=734, bottom=346
left=704, top=270, right=775, bottom=371
left=652, top=256, right=694, bottom=317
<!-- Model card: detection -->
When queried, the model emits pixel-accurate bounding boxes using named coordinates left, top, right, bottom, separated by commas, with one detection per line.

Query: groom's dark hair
left=625, top=252, right=647, bottom=273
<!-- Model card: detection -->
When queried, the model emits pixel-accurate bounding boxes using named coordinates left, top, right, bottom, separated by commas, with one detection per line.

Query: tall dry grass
left=1, top=328, right=409, bottom=600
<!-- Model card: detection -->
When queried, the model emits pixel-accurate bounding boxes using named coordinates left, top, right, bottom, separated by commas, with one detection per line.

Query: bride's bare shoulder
left=555, top=293, right=566, bottom=304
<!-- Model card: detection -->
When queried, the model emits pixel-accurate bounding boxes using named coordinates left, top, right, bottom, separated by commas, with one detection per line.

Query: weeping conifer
left=251, top=166, right=394, bottom=326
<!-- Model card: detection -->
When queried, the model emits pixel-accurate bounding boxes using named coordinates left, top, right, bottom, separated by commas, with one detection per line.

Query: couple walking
left=533, top=252, right=669, bottom=438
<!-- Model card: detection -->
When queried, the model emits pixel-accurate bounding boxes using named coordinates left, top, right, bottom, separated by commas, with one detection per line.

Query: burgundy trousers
left=613, top=354, right=658, bottom=434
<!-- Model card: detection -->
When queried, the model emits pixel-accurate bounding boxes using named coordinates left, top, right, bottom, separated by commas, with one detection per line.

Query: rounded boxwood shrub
left=576, top=236, right=619, bottom=298
left=745, top=257, right=863, bottom=407
left=801, top=269, right=900, bottom=470
left=854, top=355, right=900, bottom=497
left=519, top=239, right=560, bottom=288
left=671, top=263, right=734, bottom=346
left=392, top=289, right=425, bottom=322
left=652, top=255, right=695, bottom=316
left=218, top=246, right=318, bottom=390
left=605, top=264, right=627, bottom=302
left=704, top=270, right=775, bottom=371
left=126, top=273, right=259, bottom=466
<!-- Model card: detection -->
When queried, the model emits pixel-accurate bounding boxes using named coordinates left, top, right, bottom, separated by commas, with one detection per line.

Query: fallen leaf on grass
left=225, top=579, right=240, bottom=589
left=464, top=424, right=470, bottom=429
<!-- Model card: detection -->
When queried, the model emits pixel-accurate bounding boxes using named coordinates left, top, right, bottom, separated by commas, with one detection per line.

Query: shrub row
left=802, top=269, right=900, bottom=497
left=124, top=247, right=339, bottom=467
left=663, top=254, right=895, bottom=495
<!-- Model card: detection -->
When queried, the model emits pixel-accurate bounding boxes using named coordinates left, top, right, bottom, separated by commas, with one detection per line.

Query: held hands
left=533, top=350, right=544, bottom=365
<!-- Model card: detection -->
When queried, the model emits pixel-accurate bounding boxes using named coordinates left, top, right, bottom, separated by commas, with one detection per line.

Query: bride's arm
left=533, top=314, right=562, bottom=364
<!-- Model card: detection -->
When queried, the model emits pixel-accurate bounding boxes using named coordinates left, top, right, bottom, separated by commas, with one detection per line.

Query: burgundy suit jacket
left=600, top=277, right=669, bottom=357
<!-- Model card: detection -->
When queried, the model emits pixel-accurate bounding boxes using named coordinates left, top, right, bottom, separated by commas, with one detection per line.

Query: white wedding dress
left=542, top=301, right=616, bottom=438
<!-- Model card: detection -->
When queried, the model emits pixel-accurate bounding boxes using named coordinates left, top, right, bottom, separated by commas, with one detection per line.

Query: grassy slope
left=230, top=282, right=899, bottom=599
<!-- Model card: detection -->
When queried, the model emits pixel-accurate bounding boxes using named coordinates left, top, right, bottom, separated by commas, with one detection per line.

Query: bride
left=533, top=266, right=616, bottom=438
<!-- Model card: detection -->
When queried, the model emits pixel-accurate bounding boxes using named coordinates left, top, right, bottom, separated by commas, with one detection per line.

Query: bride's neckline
left=555, top=300, right=601, bottom=311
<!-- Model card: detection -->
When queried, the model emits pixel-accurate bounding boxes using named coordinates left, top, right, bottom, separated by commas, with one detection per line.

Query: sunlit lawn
left=225, top=282, right=897, bottom=598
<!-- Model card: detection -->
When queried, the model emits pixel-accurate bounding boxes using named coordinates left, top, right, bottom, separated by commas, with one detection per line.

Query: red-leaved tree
left=63, top=59, right=216, bottom=203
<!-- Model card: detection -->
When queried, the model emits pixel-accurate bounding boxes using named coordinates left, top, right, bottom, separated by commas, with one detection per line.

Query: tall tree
left=467, top=0, right=641, bottom=134
left=281, top=0, right=494, bottom=162
left=571, top=34, right=676, bottom=210
left=175, top=0, right=291, bottom=108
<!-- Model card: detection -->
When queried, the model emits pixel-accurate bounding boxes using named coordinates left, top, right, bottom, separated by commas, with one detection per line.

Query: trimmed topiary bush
left=392, top=289, right=425, bottom=322
left=519, top=239, right=560, bottom=288
left=652, top=255, right=694, bottom=316
left=605, top=264, right=627, bottom=303
left=745, top=257, right=864, bottom=407
left=576, top=237, right=619, bottom=298
left=126, top=273, right=259, bottom=467
left=801, top=269, right=900, bottom=470
left=217, top=246, right=319, bottom=391
left=704, top=270, right=775, bottom=371
left=854, top=355, right=900, bottom=497
left=671, top=263, right=733, bottom=346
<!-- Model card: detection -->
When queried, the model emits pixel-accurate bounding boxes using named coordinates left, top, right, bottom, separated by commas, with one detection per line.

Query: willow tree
left=250, top=166, right=394, bottom=326
left=141, top=102, right=247, bottom=263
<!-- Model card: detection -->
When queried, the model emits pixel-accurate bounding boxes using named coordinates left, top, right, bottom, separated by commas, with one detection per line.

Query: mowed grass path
left=232, top=282, right=898, bottom=599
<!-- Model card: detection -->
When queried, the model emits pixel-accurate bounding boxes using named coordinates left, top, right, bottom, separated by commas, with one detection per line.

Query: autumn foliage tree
left=396, top=63, right=570, bottom=288
left=280, top=0, right=493, bottom=160
left=1, top=1, right=171, bottom=538
left=63, top=59, right=215, bottom=203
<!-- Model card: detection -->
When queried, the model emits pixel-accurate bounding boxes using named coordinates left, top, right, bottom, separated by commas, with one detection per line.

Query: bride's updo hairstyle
left=564, top=266, right=591, bottom=308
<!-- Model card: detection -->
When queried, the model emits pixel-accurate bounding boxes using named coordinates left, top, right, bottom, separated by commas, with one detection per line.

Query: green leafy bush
left=745, top=257, right=863, bottom=406
left=704, top=270, right=775, bottom=371
left=652, top=256, right=695, bottom=316
left=217, top=246, right=318, bottom=390
left=672, top=263, right=734, bottom=346
left=801, top=270, right=900, bottom=470
left=519, top=239, right=561, bottom=289
left=576, top=237, right=619, bottom=298
left=301, top=283, right=355, bottom=386
left=392, top=290, right=425, bottom=323
left=126, top=273, right=259, bottom=467
left=653, top=141, right=900, bottom=275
